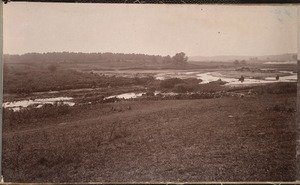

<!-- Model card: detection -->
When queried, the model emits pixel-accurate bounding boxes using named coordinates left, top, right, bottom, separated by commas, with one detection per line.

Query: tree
left=233, top=60, right=239, bottom=65
left=163, top=55, right=172, bottom=63
left=172, top=52, right=188, bottom=64
left=240, top=60, right=247, bottom=65
left=238, top=76, right=244, bottom=83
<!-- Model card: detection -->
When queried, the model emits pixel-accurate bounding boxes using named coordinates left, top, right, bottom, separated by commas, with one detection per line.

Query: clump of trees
left=171, top=52, right=188, bottom=64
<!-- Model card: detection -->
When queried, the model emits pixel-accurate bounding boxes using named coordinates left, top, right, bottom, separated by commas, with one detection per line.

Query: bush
left=145, top=91, right=155, bottom=96
left=254, top=82, right=296, bottom=94
left=197, top=83, right=225, bottom=92
left=3, top=103, right=72, bottom=129
left=173, top=83, right=196, bottom=93
left=160, top=78, right=184, bottom=89
left=173, top=84, right=188, bottom=93
left=209, top=79, right=227, bottom=85
left=183, top=78, right=202, bottom=84
left=159, top=77, right=202, bottom=91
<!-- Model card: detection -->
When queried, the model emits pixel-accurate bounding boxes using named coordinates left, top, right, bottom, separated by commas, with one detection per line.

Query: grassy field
left=297, top=83, right=300, bottom=180
left=3, top=63, right=157, bottom=97
left=2, top=93, right=296, bottom=182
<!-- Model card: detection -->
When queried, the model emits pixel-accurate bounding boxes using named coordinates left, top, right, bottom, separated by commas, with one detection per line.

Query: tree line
left=4, top=52, right=188, bottom=64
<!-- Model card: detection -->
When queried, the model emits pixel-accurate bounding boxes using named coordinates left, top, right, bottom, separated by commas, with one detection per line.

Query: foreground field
left=297, top=83, right=300, bottom=180
left=2, top=93, right=296, bottom=182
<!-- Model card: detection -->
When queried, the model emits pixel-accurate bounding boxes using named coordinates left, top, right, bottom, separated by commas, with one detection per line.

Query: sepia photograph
left=1, top=3, right=298, bottom=182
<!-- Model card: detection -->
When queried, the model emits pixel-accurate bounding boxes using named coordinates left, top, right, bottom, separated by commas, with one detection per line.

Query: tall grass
left=3, top=103, right=72, bottom=129
left=253, top=82, right=296, bottom=94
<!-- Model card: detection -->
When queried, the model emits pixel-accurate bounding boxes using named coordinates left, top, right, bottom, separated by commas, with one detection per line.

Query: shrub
left=160, top=78, right=184, bottom=89
left=183, top=78, right=202, bottom=84
left=254, top=82, right=296, bottom=94
left=173, top=83, right=188, bottom=93
left=173, top=83, right=196, bottom=93
left=3, top=103, right=72, bottom=129
left=145, top=91, right=155, bottom=96
left=209, top=79, right=227, bottom=85
left=197, top=83, right=225, bottom=92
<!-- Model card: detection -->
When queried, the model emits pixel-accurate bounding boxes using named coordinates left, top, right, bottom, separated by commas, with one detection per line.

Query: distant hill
left=189, top=53, right=297, bottom=62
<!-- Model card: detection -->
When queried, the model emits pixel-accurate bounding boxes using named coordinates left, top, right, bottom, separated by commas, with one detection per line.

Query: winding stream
left=3, top=70, right=297, bottom=112
left=155, top=71, right=297, bottom=85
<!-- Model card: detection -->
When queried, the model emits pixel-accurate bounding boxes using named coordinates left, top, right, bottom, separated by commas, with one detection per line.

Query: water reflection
left=155, top=71, right=297, bottom=85
left=3, top=97, right=75, bottom=112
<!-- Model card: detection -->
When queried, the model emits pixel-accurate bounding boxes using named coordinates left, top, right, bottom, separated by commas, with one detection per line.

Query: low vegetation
left=3, top=103, right=72, bottom=129
left=253, top=82, right=297, bottom=94
left=3, top=64, right=157, bottom=94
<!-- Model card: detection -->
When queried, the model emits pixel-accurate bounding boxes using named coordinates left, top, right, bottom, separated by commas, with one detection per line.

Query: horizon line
left=3, top=51, right=297, bottom=58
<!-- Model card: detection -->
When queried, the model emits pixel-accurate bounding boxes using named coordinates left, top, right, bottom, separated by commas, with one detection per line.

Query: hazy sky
left=3, top=3, right=297, bottom=56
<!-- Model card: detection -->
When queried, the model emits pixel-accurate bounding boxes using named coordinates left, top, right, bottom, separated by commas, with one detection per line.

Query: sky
left=3, top=3, right=298, bottom=57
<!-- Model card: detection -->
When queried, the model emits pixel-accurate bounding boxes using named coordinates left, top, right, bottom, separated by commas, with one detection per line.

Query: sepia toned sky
left=3, top=3, right=297, bottom=57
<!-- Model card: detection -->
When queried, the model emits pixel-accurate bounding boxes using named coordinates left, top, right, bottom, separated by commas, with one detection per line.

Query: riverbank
left=3, top=81, right=296, bottom=113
